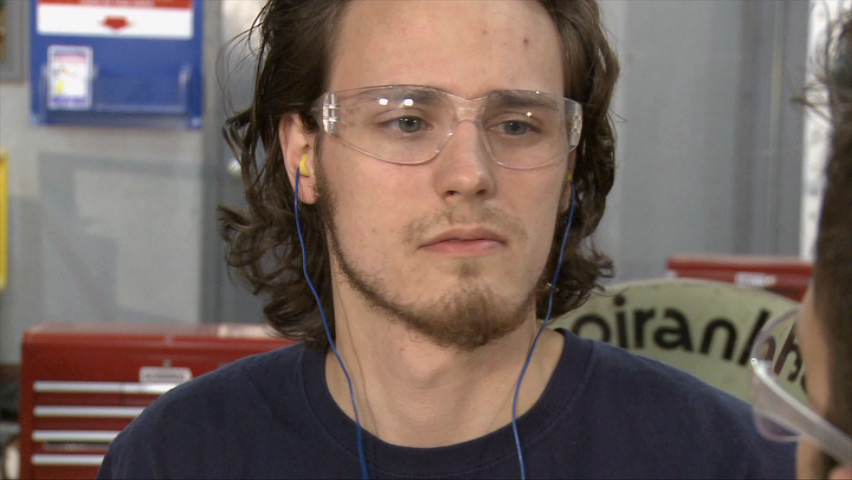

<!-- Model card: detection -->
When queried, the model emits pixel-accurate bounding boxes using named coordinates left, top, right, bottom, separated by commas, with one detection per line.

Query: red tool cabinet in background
left=667, top=254, right=813, bottom=301
left=19, top=323, right=296, bottom=479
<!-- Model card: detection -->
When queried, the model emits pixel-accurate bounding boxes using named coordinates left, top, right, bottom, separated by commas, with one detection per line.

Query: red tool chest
left=19, top=323, right=296, bottom=479
left=667, top=254, right=813, bottom=301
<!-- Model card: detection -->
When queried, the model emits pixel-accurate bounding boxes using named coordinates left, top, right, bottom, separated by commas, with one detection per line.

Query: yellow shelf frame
left=0, top=148, right=7, bottom=291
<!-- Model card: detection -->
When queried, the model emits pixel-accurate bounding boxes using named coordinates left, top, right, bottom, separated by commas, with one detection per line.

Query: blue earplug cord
left=512, top=184, right=576, bottom=479
left=295, top=173, right=370, bottom=480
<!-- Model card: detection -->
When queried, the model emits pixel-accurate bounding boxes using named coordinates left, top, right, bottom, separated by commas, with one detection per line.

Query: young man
left=98, top=1, right=793, bottom=478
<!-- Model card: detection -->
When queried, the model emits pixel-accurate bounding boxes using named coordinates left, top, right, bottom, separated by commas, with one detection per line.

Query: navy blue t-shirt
left=98, top=330, right=794, bottom=479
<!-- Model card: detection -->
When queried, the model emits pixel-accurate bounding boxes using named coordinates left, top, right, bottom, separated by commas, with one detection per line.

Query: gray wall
left=0, top=0, right=809, bottom=364
left=597, top=0, right=807, bottom=282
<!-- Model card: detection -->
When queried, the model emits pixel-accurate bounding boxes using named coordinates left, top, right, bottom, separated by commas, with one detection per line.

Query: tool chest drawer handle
left=31, top=454, right=105, bottom=466
left=32, top=430, right=120, bottom=443
left=34, top=381, right=178, bottom=395
left=34, top=406, right=145, bottom=418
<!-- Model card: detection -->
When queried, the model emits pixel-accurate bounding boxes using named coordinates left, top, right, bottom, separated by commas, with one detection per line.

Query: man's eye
left=396, top=117, right=423, bottom=133
left=499, top=121, right=531, bottom=136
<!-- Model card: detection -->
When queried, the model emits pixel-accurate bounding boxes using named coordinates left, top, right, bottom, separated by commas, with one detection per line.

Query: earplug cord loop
left=294, top=171, right=370, bottom=480
left=296, top=159, right=574, bottom=480
left=511, top=183, right=576, bottom=480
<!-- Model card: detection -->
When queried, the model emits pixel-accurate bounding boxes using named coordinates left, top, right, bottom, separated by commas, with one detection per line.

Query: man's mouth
left=421, top=228, right=507, bottom=256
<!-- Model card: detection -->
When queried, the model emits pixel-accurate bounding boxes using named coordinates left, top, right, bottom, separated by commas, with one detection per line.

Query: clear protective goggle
left=311, top=85, right=583, bottom=170
left=749, top=308, right=852, bottom=465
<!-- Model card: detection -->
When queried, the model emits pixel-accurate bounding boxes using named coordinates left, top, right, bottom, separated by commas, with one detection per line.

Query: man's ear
left=560, top=152, right=577, bottom=213
left=280, top=113, right=318, bottom=204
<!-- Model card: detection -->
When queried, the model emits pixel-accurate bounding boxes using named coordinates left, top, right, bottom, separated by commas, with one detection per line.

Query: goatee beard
left=315, top=161, right=538, bottom=351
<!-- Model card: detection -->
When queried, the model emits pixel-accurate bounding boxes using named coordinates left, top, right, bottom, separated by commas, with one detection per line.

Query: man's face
left=316, top=0, right=568, bottom=348
left=796, top=287, right=833, bottom=478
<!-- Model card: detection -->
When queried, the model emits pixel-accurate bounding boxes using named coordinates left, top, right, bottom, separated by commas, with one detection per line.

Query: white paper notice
left=47, top=45, right=94, bottom=111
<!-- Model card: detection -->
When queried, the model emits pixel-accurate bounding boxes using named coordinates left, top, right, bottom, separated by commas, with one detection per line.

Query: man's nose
left=432, top=120, right=496, bottom=202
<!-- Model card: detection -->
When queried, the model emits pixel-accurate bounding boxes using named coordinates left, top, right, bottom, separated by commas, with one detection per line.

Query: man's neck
left=324, top=303, right=565, bottom=448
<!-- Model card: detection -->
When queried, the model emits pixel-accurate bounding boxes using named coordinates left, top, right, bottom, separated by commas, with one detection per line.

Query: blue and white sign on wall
left=31, top=0, right=204, bottom=129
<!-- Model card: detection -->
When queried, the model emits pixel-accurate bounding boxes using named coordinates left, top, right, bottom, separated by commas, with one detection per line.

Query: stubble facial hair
left=313, top=156, right=540, bottom=351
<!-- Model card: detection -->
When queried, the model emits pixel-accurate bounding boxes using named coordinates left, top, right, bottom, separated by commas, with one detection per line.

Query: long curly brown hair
left=219, top=0, right=621, bottom=349
left=809, top=10, right=852, bottom=474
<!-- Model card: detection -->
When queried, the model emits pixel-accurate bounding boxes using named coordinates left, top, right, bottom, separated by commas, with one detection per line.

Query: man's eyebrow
left=488, top=91, right=561, bottom=110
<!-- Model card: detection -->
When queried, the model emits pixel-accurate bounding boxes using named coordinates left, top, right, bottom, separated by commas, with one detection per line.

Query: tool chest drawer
left=19, top=323, right=295, bottom=479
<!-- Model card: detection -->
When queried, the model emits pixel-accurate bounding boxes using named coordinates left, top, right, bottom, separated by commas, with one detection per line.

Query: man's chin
left=386, top=289, right=535, bottom=351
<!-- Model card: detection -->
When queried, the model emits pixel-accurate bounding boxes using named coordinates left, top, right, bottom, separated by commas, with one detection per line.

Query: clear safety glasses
left=749, top=308, right=852, bottom=465
left=311, top=85, right=583, bottom=170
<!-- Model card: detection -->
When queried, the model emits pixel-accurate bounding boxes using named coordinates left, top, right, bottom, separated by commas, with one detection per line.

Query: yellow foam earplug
left=299, top=153, right=311, bottom=177
left=567, top=171, right=573, bottom=183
